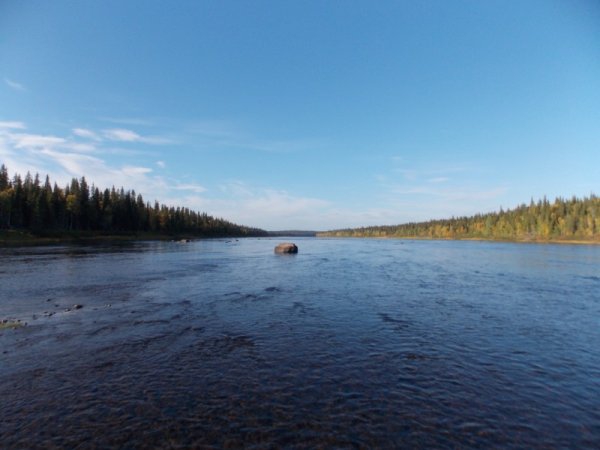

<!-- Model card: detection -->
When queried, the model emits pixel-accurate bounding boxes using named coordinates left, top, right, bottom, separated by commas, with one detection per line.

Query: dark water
left=1, top=238, right=599, bottom=448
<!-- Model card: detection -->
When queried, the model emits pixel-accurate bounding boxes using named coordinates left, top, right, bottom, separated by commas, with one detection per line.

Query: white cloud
left=4, top=78, right=26, bottom=91
left=103, top=128, right=142, bottom=142
left=391, top=185, right=507, bottom=201
left=218, top=180, right=256, bottom=197
left=244, top=189, right=329, bottom=216
left=0, top=121, right=162, bottom=195
left=172, top=183, right=207, bottom=193
left=103, top=128, right=140, bottom=142
left=10, top=133, right=66, bottom=149
left=63, top=142, right=97, bottom=153
left=103, top=128, right=170, bottom=144
left=156, top=160, right=166, bottom=168
left=316, top=206, right=406, bottom=229
left=73, top=128, right=101, bottom=141
left=197, top=182, right=331, bottom=230
left=121, top=166, right=153, bottom=176
left=0, top=121, right=26, bottom=130
left=39, top=149, right=105, bottom=178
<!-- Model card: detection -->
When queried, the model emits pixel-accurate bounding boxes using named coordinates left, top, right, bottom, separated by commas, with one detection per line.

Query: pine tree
left=0, top=164, right=9, bottom=191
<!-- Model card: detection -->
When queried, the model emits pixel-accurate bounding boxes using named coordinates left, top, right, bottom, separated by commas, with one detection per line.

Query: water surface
left=1, top=238, right=599, bottom=448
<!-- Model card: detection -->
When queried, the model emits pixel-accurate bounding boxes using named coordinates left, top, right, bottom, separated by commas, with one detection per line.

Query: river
left=1, top=238, right=599, bottom=448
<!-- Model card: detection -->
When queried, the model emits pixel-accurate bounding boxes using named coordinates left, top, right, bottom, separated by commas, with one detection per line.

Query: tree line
left=319, top=195, right=600, bottom=242
left=0, top=164, right=266, bottom=237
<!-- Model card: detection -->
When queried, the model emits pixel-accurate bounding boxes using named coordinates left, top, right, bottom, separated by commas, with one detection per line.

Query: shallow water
left=1, top=238, right=599, bottom=448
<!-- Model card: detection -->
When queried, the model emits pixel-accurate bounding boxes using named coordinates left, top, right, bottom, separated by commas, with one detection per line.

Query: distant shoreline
left=316, top=234, right=600, bottom=246
left=3, top=230, right=600, bottom=247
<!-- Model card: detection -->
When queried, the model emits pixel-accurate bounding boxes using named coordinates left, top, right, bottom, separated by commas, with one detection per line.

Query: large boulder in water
left=274, top=242, right=298, bottom=254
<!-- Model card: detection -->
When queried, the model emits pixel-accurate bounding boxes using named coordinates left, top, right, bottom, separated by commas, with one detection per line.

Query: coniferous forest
left=319, top=195, right=600, bottom=243
left=0, top=164, right=266, bottom=239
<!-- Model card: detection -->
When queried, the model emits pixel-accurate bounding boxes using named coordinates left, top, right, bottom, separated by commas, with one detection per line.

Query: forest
left=319, top=195, right=600, bottom=242
left=0, top=164, right=266, bottom=238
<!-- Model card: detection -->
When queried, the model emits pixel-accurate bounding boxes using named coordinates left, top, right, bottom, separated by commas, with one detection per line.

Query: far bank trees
left=320, top=196, right=600, bottom=242
left=0, top=164, right=266, bottom=237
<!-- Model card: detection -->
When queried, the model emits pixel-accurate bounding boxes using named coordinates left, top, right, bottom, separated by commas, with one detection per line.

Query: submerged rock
left=274, top=242, right=298, bottom=254
left=0, top=319, right=25, bottom=330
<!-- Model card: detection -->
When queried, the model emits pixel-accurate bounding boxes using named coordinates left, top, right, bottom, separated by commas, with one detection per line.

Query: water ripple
left=1, top=238, right=600, bottom=448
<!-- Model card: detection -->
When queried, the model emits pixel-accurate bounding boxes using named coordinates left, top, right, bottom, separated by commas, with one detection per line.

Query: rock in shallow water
left=274, top=242, right=298, bottom=254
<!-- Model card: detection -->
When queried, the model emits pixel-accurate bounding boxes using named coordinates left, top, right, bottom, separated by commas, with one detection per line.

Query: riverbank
left=0, top=230, right=261, bottom=246
left=316, top=233, right=600, bottom=246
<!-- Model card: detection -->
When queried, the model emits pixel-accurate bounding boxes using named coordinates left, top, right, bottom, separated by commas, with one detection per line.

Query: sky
left=1, top=0, right=599, bottom=231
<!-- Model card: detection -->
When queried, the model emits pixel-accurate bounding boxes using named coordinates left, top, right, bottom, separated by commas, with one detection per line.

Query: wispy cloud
left=0, top=121, right=26, bottom=129
left=4, top=78, right=27, bottom=92
left=103, top=128, right=171, bottom=145
left=390, top=157, right=470, bottom=181
left=367, top=157, right=513, bottom=225
left=63, top=142, right=97, bottom=153
left=4, top=131, right=97, bottom=154
left=100, top=117, right=154, bottom=127
left=121, top=166, right=153, bottom=176
left=394, top=166, right=467, bottom=181
left=391, top=185, right=507, bottom=201
left=0, top=121, right=158, bottom=192
left=72, top=128, right=101, bottom=141
left=201, top=181, right=331, bottom=229
left=103, top=128, right=140, bottom=142
left=156, top=160, right=166, bottom=168
left=172, top=183, right=207, bottom=193
left=39, top=148, right=106, bottom=177
left=10, top=133, right=66, bottom=149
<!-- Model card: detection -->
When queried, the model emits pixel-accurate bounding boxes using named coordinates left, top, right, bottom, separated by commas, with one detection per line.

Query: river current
left=1, top=238, right=599, bottom=448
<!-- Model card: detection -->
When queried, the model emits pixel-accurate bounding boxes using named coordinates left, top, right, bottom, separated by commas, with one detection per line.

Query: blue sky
left=1, top=1, right=599, bottom=230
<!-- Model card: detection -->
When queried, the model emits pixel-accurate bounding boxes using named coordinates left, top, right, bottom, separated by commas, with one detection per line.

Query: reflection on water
left=1, top=238, right=600, bottom=448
